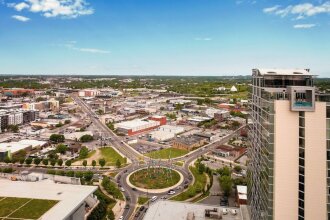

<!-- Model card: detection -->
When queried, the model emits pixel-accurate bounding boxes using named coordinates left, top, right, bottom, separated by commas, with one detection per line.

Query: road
left=70, top=95, right=245, bottom=220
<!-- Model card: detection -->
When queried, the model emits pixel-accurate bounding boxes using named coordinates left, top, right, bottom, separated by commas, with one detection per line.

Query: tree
left=92, top=160, right=96, bottom=167
left=50, top=134, right=65, bottom=143
left=217, top=166, right=231, bottom=176
left=34, top=158, right=41, bottom=166
left=198, top=162, right=206, bottom=174
left=84, top=171, right=94, bottom=182
left=75, top=171, right=84, bottom=178
left=234, top=165, right=242, bottom=173
left=219, top=175, right=232, bottom=196
left=83, top=160, right=87, bottom=168
left=25, top=157, right=33, bottom=165
left=106, top=122, right=114, bottom=131
left=12, top=150, right=26, bottom=162
left=56, top=144, right=68, bottom=154
left=79, top=146, right=89, bottom=159
left=116, top=159, right=121, bottom=168
left=42, top=158, right=49, bottom=166
left=107, top=210, right=115, bottom=220
left=80, top=134, right=94, bottom=143
left=4, top=156, right=11, bottom=164
left=50, top=159, right=56, bottom=166
left=57, top=159, right=63, bottom=166
left=19, top=158, right=25, bottom=165
left=55, top=122, right=63, bottom=128
left=65, top=160, right=72, bottom=167
left=99, top=158, right=106, bottom=168
left=7, top=125, right=19, bottom=133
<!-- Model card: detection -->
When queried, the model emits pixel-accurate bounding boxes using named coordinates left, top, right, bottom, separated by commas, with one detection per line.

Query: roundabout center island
left=126, top=167, right=184, bottom=194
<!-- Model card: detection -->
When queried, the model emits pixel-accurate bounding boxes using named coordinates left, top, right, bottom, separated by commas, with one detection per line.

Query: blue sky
left=0, top=0, right=330, bottom=76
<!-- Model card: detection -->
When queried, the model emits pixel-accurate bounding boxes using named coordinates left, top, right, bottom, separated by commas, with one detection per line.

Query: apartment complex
left=0, top=109, right=39, bottom=132
left=248, top=68, right=330, bottom=220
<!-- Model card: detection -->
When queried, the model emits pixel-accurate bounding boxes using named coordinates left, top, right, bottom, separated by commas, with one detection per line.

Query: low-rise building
left=149, top=125, right=184, bottom=141
left=236, top=185, right=247, bottom=205
left=0, top=179, right=98, bottom=220
left=172, top=135, right=207, bottom=151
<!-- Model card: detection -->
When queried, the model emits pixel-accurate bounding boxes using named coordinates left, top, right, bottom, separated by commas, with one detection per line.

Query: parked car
left=222, top=208, right=228, bottom=215
left=139, top=206, right=145, bottom=212
left=151, top=196, right=158, bottom=202
left=119, top=216, right=123, bottom=220
left=231, top=209, right=238, bottom=215
left=125, top=204, right=130, bottom=209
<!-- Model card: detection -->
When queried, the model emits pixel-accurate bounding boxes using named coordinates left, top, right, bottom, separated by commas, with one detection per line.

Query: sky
left=0, top=0, right=330, bottom=77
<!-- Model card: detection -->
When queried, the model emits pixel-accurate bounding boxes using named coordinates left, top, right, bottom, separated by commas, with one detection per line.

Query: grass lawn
left=174, top=161, right=184, bottom=167
left=100, top=147, right=127, bottom=166
left=102, top=176, right=124, bottom=200
left=9, top=199, right=58, bottom=219
left=0, top=197, right=57, bottom=219
left=137, top=197, right=149, bottom=205
left=72, top=150, right=96, bottom=163
left=0, top=197, right=30, bottom=217
left=130, top=168, right=180, bottom=189
left=170, top=166, right=207, bottom=201
left=145, top=147, right=188, bottom=159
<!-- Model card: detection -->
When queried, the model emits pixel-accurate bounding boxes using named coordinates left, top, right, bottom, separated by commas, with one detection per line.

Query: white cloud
left=7, top=0, right=94, bottom=18
left=263, top=5, right=281, bottom=13
left=263, top=1, right=330, bottom=19
left=77, top=48, right=110, bottom=54
left=12, top=15, right=30, bottom=22
left=293, top=23, right=316, bottom=29
left=194, top=37, right=212, bottom=41
left=13, top=2, right=29, bottom=11
left=62, top=41, right=110, bottom=54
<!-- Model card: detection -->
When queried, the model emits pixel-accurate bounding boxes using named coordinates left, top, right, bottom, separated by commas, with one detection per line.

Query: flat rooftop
left=0, top=179, right=97, bottom=220
left=143, top=200, right=243, bottom=220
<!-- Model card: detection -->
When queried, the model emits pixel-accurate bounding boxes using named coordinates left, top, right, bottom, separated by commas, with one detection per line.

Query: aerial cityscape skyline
left=1, top=0, right=330, bottom=76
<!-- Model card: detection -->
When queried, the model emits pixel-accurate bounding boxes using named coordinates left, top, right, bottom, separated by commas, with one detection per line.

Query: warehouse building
left=115, top=116, right=166, bottom=136
left=149, top=125, right=184, bottom=141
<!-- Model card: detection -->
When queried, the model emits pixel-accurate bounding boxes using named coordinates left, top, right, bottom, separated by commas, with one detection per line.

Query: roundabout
left=126, top=166, right=184, bottom=193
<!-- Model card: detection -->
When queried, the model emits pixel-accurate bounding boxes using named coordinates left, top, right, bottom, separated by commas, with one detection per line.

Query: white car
left=222, top=208, right=228, bottom=215
left=231, top=209, right=238, bottom=215
left=118, top=216, right=123, bottom=220
left=151, top=196, right=158, bottom=202
left=120, top=187, right=125, bottom=192
left=168, top=190, right=176, bottom=195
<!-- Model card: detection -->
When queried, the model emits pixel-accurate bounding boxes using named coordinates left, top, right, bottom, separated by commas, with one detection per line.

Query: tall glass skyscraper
left=248, top=69, right=330, bottom=220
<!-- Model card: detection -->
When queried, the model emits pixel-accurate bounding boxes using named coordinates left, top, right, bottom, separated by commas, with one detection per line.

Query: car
left=220, top=201, right=228, bottom=206
left=119, top=216, right=123, bottom=220
left=168, top=190, right=176, bottom=195
left=139, top=206, right=145, bottom=212
left=160, top=196, right=167, bottom=200
left=132, top=187, right=137, bottom=191
left=120, top=187, right=125, bottom=192
left=151, top=196, right=158, bottom=202
left=125, top=204, right=130, bottom=209
left=231, top=209, right=238, bottom=215
left=118, top=184, right=122, bottom=188
left=126, top=196, right=130, bottom=201
left=134, top=212, right=140, bottom=217
left=222, top=208, right=228, bottom=215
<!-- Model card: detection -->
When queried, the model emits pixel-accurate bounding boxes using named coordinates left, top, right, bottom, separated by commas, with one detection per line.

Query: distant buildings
left=248, top=68, right=330, bottom=220
left=149, top=125, right=185, bottom=141
left=22, top=98, right=59, bottom=112
left=1, top=88, right=34, bottom=97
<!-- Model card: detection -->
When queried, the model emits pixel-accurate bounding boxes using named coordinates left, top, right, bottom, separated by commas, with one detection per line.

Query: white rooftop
left=254, top=68, right=313, bottom=76
left=0, top=179, right=97, bottom=220
left=143, top=200, right=242, bottom=220
left=115, top=119, right=156, bottom=129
